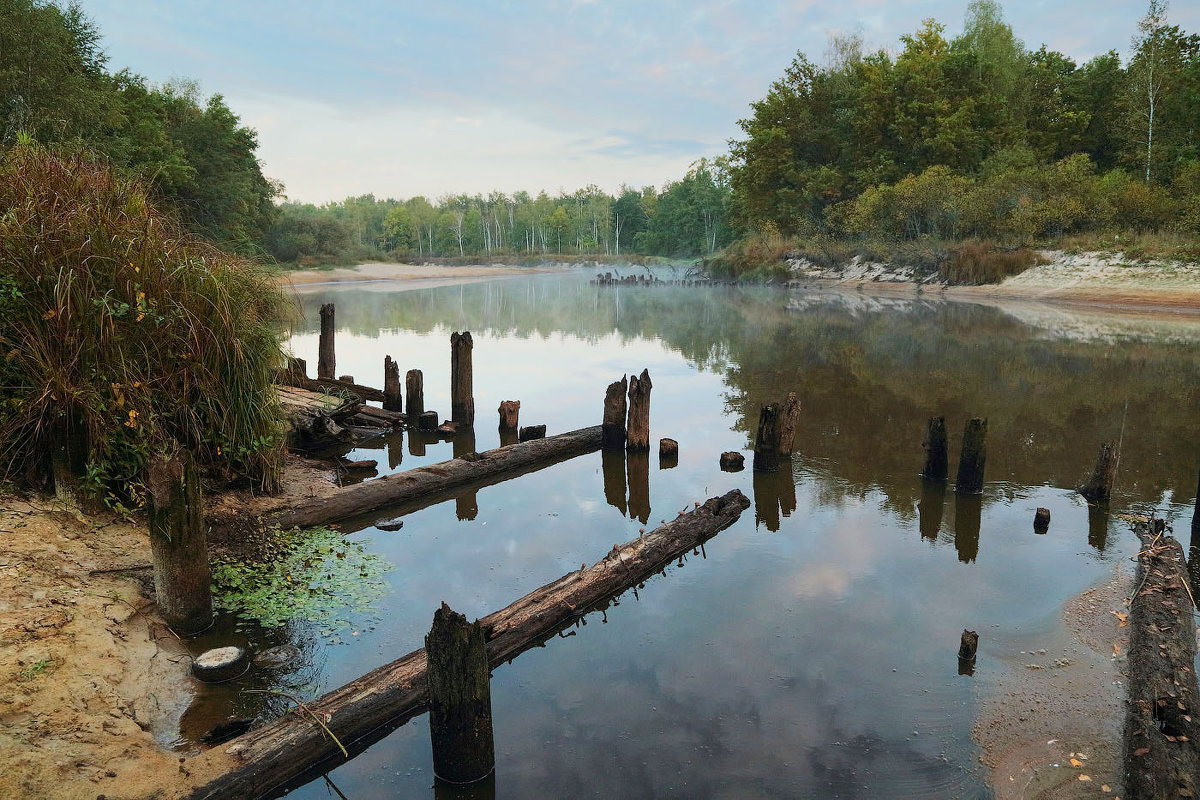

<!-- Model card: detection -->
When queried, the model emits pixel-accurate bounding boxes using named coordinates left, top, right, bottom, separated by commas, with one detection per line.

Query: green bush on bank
left=0, top=143, right=290, bottom=506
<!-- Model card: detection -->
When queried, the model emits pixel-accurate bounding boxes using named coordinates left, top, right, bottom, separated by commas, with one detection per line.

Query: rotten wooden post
left=450, top=331, right=474, bottom=426
left=602, top=376, right=628, bottom=449
left=405, top=369, right=424, bottom=424
left=426, top=604, right=495, bottom=785
left=779, top=391, right=801, bottom=455
left=922, top=416, right=948, bottom=481
left=498, top=401, right=520, bottom=433
left=1033, top=507, right=1050, bottom=534
left=659, top=438, right=678, bottom=469
left=753, top=404, right=783, bottom=472
left=1077, top=441, right=1117, bottom=504
left=955, top=418, right=987, bottom=495
left=317, top=303, right=336, bottom=380
left=625, top=369, right=651, bottom=452
left=383, top=356, right=402, bottom=412
left=147, top=452, right=212, bottom=635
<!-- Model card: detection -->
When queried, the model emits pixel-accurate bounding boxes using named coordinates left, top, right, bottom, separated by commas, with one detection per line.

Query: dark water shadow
left=953, top=494, right=981, bottom=564
left=1087, top=503, right=1109, bottom=552
left=435, top=773, right=496, bottom=800
left=918, top=478, right=947, bottom=541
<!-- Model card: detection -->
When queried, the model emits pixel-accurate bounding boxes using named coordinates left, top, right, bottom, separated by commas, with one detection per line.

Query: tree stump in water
left=383, top=356, right=402, bottom=412
left=147, top=452, right=212, bottom=635
left=922, top=416, right=948, bottom=481
left=659, top=438, right=678, bottom=468
left=450, top=331, right=474, bottom=425
left=955, top=418, right=987, bottom=495
left=405, top=369, right=424, bottom=424
left=426, top=603, right=495, bottom=785
left=753, top=404, right=783, bottom=472
left=497, top=400, right=520, bottom=434
left=779, top=391, right=801, bottom=455
left=418, top=411, right=439, bottom=431
left=519, top=424, right=546, bottom=442
left=1033, top=507, right=1050, bottom=533
left=317, top=303, right=336, bottom=380
left=626, top=369, right=651, bottom=451
left=602, top=377, right=628, bottom=450
left=1078, top=441, right=1117, bottom=503
left=958, top=630, right=978, bottom=660
left=720, top=452, right=744, bottom=471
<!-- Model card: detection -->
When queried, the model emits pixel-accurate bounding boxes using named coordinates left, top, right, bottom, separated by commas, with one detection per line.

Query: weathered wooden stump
left=426, top=603, right=495, bottom=785
left=955, top=417, right=987, bottom=495
left=958, top=630, right=978, bottom=660
left=497, top=401, right=520, bottom=434
left=405, top=369, right=425, bottom=424
left=602, top=377, right=628, bottom=450
left=317, top=303, right=336, bottom=379
left=1033, top=507, right=1050, bottom=533
left=918, top=478, right=946, bottom=540
left=922, top=416, right=948, bottom=481
left=418, top=411, right=439, bottom=431
left=626, top=369, right=651, bottom=452
left=779, top=391, right=801, bottom=455
left=720, top=451, right=744, bottom=471
left=602, top=448, right=627, bottom=515
left=286, top=356, right=307, bottom=382
left=192, top=646, right=249, bottom=683
left=659, top=438, right=678, bottom=469
left=336, top=375, right=354, bottom=384
left=626, top=451, right=651, bottom=525
left=437, top=421, right=458, bottom=438
left=147, top=452, right=212, bottom=635
left=752, top=404, right=783, bottom=472
left=450, top=331, right=474, bottom=426
left=1077, top=441, right=1117, bottom=504
left=383, top=356, right=402, bottom=412
left=518, top=424, right=546, bottom=442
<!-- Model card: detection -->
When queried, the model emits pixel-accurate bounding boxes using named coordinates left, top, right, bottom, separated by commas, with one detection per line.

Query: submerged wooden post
left=922, top=416, right=948, bottom=481
left=497, top=401, right=520, bottom=435
left=602, top=376, right=628, bottom=449
left=383, top=356, right=402, bottom=412
left=147, top=452, right=212, bottom=635
left=955, top=417, right=987, bottom=495
left=317, top=303, right=336, bottom=380
left=405, top=369, right=424, bottom=424
left=450, top=331, right=474, bottom=425
left=426, top=603, right=495, bottom=785
left=1078, top=441, right=1117, bottom=504
left=753, top=404, right=783, bottom=472
left=779, top=391, right=801, bottom=455
left=626, top=369, right=651, bottom=452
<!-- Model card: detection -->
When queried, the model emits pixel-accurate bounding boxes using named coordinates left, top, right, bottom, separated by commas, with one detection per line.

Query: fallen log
left=184, top=489, right=750, bottom=800
left=282, top=374, right=387, bottom=403
left=271, top=426, right=604, bottom=530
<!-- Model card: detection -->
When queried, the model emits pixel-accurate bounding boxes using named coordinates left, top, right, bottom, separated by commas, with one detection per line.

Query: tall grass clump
left=940, top=242, right=1043, bottom=285
left=0, top=143, right=290, bottom=506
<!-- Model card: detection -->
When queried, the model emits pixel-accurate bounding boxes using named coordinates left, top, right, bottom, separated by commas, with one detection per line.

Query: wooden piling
left=426, top=603, right=495, bottom=785
left=779, top=392, right=801, bottom=455
left=922, top=416, right=948, bottom=481
left=659, top=438, right=678, bottom=469
left=602, top=376, right=628, bottom=450
left=958, top=630, right=978, bottom=660
left=497, top=400, right=520, bottom=434
left=147, top=452, right=212, bottom=635
left=317, top=303, right=336, bottom=380
left=450, top=331, right=474, bottom=425
left=625, top=369, right=651, bottom=452
left=752, top=404, right=783, bottom=472
left=383, top=356, right=402, bottom=412
left=518, top=425, right=546, bottom=442
left=1033, top=507, right=1050, bottom=533
left=1078, top=441, right=1117, bottom=504
left=405, top=369, right=424, bottom=423
left=955, top=418, right=987, bottom=495
left=418, top=411, right=439, bottom=432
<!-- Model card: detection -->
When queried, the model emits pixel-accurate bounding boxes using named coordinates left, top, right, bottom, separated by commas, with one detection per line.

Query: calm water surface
left=190, top=269, right=1200, bottom=799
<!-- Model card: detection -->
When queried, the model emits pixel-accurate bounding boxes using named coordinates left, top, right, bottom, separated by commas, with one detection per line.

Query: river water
left=191, top=268, right=1200, bottom=798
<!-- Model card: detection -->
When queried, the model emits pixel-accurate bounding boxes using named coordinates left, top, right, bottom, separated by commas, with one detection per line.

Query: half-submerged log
left=405, top=369, right=424, bottom=423
left=426, top=604, right=494, bottom=784
left=626, top=369, right=651, bottom=451
left=317, top=303, right=335, bottom=380
left=183, top=490, right=750, bottom=800
left=779, top=391, right=801, bottom=455
left=272, top=426, right=604, bottom=530
left=383, top=356, right=402, bottom=412
left=602, top=377, right=628, bottom=449
left=451, top=331, right=474, bottom=425
left=1124, top=522, right=1199, bottom=800
left=1078, top=441, right=1118, bottom=504
left=955, top=417, right=987, bottom=495
left=922, top=416, right=948, bottom=481
left=752, top=404, right=783, bottom=472
left=147, top=452, right=212, bottom=635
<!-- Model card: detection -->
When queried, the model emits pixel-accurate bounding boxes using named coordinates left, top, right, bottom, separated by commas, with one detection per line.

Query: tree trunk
left=317, top=303, right=335, bottom=380
left=626, top=369, right=651, bottom=452
left=426, top=604, right=494, bottom=784
left=779, top=392, right=801, bottom=455
left=148, top=452, right=212, bottom=635
left=922, top=416, right=948, bottom=481
left=753, top=404, right=783, bottom=472
left=405, top=369, right=424, bottom=424
left=1078, top=441, right=1117, bottom=504
left=383, top=356, right=402, bottom=412
left=955, top=418, right=987, bottom=495
left=451, top=331, right=474, bottom=425
left=602, top=376, right=628, bottom=449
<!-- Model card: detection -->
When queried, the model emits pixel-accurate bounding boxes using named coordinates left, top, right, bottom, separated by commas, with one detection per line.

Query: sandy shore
left=280, top=261, right=563, bottom=292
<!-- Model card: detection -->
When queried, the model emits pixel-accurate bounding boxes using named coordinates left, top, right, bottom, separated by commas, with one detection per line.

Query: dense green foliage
left=0, top=144, right=289, bottom=503
left=729, top=1, right=1200, bottom=248
left=1, top=0, right=278, bottom=251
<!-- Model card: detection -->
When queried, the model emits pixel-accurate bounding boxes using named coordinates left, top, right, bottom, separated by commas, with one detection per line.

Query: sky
left=80, top=0, right=1199, bottom=205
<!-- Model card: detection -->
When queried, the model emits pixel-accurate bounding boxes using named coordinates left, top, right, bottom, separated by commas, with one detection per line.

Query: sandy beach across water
left=280, top=261, right=564, bottom=292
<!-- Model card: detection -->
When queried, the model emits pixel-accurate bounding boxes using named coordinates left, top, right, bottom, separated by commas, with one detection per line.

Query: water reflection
left=1088, top=504, right=1110, bottom=551
left=752, top=466, right=797, bottom=532
left=626, top=451, right=651, bottom=525
left=601, top=448, right=626, bottom=515
left=918, top=478, right=947, bottom=540
left=952, top=494, right=981, bottom=563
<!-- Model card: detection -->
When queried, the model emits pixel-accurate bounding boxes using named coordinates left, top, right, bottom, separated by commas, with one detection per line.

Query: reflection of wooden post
left=918, top=478, right=946, bottom=540
left=405, top=369, right=424, bottom=424
left=955, top=418, right=987, bottom=495
left=383, top=356, right=402, bottom=412
left=498, top=401, right=520, bottom=435
left=451, top=331, right=474, bottom=425
left=317, top=303, right=335, bottom=379
left=147, top=452, right=212, bottom=635
left=753, top=404, right=782, bottom=472
left=626, top=451, right=650, bottom=525
left=426, top=603, right=495, bottom=785
left=922, top=416, right=948, bottom=481
left=1078, top=441, right=1117, bottom=503
left=779, top=392, right=801, bottom=455
left=602, top=448, right=627, bottom=514
left=602, top=377, right=628, bottom=450
left=626, top=370, right=651, bottom=451
left=953, top=494, right=982, bottom=563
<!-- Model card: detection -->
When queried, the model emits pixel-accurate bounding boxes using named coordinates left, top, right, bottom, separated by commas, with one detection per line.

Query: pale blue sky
left=80, top=1, right=1198, bottom=203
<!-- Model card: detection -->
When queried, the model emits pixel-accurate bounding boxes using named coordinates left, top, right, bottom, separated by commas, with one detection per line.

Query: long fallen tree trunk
left=283, top=373, right=387, bottom=402
left=185, top=489, right=750, bottom=800
left=1124, top=521, right=1199, bottom=800
left=271, top=425, right=603, bottom=530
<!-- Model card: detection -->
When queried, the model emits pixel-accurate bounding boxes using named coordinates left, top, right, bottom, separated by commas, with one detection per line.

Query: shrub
left=940, top=241, right=1042, bottom=285
left=0, top=144, right=289, bottom=505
